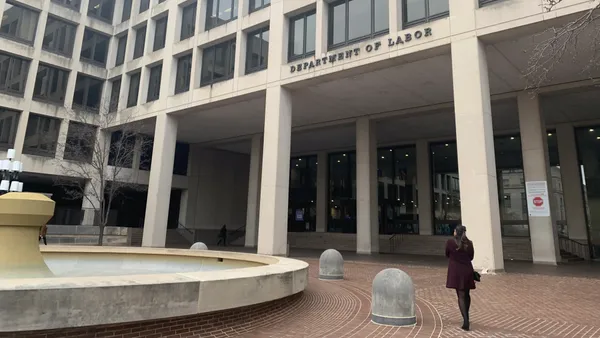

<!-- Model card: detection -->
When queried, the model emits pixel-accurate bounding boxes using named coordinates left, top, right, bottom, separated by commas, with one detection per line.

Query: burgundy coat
left=445, top=239, right=476, bottom=290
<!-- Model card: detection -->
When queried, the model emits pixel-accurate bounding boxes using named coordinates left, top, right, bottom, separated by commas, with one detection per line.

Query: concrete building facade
left=1, top=0, right=600, bottom=272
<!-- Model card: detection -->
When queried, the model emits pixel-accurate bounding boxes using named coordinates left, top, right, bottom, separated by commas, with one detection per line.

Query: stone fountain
left=0, top=192, right=308, bottom=334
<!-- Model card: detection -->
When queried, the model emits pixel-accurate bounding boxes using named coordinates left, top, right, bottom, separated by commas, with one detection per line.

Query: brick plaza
left=5, top=253, right=600, bottom=338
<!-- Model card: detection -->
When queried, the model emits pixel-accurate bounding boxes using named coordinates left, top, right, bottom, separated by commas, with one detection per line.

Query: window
left=127, top=71, right=141, bottom=107
left=80, top=29, right=110, bottom=66
left=33, top=64, right=69, bottom=104
left=479, top=0, right=498, bottom=7
left=52, top=0, right=81, bottom=11
left=153, top=16, right=168, bottom=51
left=147, top=64, right=162, bottom=102
left=288, top=156, right=317, bottom=232
left=328, top=0, right=389, bottom=48
left=133, top=26, right=147, bottom=59
left=88, top=0, right=115, bottom=22
left=200, top=39, right=236, bottom=86
left=64, top=122, right=96, bottom=162
left=246, top=26, right=269, bottom=74
left=0, top=2, right=39, bottom=44
left=328, top=152, right=357, bottom=233
left=23, top=113, right=61, bottom=157
left=73, top=74, right=103, bottom=110
left=403, top=0, right=449, bottom=26
left=115, top=34, right=127, bottom=66
left=289, top=11, right=316, bottom=61
left=0, top=52, right=30, bottom=95
left=122, top=0, right=132, bottom=22
left=180, top=2, right=197, bottom=40
left=206, top=0, right=238, bottom=30
left=175, top=54, right=192, bottom=94
left=42, top=16, right=77, bottom=57
left=0, top=108, right=20, bottom=149
left=108, top=131, right=135, bottom=168
left=140, top=0, right=150, bottom=13
left=249, top=0, right=270, bottom=13
left=109, top=78, right=121, bottom=112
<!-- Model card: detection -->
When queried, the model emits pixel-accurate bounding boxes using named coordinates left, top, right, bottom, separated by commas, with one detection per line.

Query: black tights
left=456, top=289, right=471, bottom=330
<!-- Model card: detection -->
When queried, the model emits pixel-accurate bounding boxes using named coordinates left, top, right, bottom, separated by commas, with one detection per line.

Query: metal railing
left=177, top=222, right=195, bottom=237
left=558, top=235, right=591, bottom=261
left=389, top=233, right=404, bottom=253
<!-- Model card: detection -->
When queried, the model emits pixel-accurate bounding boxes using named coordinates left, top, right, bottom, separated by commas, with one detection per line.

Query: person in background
left=217, top=224, right=227, bottom=246
left=445, top=225, right=475, bottom=331
left=39, top=223, right=48, bottom=245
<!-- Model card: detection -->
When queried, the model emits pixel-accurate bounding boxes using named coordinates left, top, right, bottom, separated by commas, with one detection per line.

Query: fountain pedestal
left=0, top=192, right=55, bottom=278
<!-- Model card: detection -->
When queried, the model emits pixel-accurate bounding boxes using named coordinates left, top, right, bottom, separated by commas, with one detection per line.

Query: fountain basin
left=0, top=246, right=308, bottom=332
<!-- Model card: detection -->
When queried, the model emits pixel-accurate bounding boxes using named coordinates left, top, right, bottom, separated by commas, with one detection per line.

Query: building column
left=257, top=86, right=292, bottom=256
left=245, top=134, right=262, bottom=248
left=556, top=124, right=588, bottom=242
left=451, top=36, right=504, bottom=272
left=81, top=179, right=101, bottom=226
left=142, top=114, right=178, bottom=247
left=518, top=92, right=561, bottom=265
left=316, top=152, right=329, bottom=233
left=356, top=118, right=379, bottom=254
left=416, top=140, right=433, bottom=235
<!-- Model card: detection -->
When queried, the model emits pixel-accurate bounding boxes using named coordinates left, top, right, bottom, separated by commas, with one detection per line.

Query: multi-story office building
left=0, top=0, right=599, bottom=271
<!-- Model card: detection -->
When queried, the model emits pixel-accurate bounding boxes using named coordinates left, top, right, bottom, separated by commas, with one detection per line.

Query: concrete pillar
left=556, top=124, right=588, bottom=241
left=81, top=179, right=101, bottom=226
left=142, top=114, right=178, bottom=247
left=315, top=0, right=329, bottom=58
left=451, top=36, right=503, bottom=272
left=356, top=118, right=379, bottom=254
left=316, top=152, right=329, bottom=233
left=416, top=141, right=433, bottom=235
left=257, top=86, right=292, bottom=256
left=518, top=92, right=561, bottom=265
left=389, top=0, right=400, bottom=32
left=245, top=134, right=262, bottom=247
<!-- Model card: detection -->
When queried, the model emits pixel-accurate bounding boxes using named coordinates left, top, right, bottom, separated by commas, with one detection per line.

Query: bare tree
left=526, top=0, right=600, bottom=90
left=54, top=103, right=153, bottom=245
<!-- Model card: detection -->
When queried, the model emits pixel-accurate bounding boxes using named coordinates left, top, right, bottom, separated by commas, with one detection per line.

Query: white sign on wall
left=525, top=181, right=550, bottom=217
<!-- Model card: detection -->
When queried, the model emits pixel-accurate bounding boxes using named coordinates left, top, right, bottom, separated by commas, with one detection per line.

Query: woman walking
left=445, top=225, right=475, bottom=331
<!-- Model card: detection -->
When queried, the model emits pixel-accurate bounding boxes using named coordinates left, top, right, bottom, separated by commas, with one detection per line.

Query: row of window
left=0, top=107, right=189, bottom=175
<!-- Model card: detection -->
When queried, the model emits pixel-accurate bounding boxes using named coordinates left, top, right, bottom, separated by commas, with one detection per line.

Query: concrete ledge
left=0, top=246, right=309, bottom=332
left=371, top=314, right=416, bottom=327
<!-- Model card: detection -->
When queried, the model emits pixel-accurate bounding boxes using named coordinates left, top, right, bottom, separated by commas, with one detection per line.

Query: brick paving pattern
left=3, top=258, right=600, bottom=338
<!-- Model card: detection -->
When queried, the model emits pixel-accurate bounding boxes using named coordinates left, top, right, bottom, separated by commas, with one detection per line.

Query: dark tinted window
left=289, top=11, right=316, bottom=61
left=0, top=108, right=20, bottom=149
left=33, top=64, right=69, bottom=104
left=127, top=72, right=141, bottom=107
left=206, top=0, right=237, bottom=30
left=109, top=78, right=121, bottom=112
left=246, top=26, right=269, bottom=74
left=80, top=29, right=110, bottom=66
left=328, top=0, right=389, bottom=48
left=23, top=113, right=61, bottom=157
left=0, top=52, right=30, bottom=95
left=153, top=16, right=168, bottom=51
left=180, top=2, right=197, bottom=40
left=133, top=26, right=147, bottom=59
left=122, top=0, right=132, bottom=22
left=73, top=74, right=104, bottom=110
left=88, top=0, right=115, bottom=22
left=200, top=39, right=236, bottom=86
left=42, top=16, right=77, bottom=56
left=147, top=64, right=162, bottom=102
left=0, top=2, right=39, bottom=44
left=64, top=122, right=97, bottom=162
left=175, top=54, right=192, bottom=94
left=115, top=34, right=127, bottom=66
left=249, top=0, right=270, bottom=13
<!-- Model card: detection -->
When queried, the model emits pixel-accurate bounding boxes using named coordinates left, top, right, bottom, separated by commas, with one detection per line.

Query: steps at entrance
left=560, top=250, right=584, bottom=262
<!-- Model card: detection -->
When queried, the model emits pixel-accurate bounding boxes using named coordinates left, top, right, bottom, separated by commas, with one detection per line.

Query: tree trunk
left=98, top=224, right=105, bottom=246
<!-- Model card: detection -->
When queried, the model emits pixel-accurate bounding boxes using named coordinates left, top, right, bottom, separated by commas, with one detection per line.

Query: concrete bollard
left=190, top=242, right=208, bottom=250
left=371, top=268, right=416, bottom=326
left=319, top=249, right=344, bottom=280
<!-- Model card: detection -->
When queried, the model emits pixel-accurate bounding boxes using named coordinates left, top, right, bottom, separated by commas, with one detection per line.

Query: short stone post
left=319, top=249, right=344, bottom=280
left=190, top=242, right=208, bottom=250
left=371, top=268, right=416, bottom=326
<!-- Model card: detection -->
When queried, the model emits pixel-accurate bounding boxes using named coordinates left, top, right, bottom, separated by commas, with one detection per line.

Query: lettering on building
left=290, top=28, right=432, bottom=73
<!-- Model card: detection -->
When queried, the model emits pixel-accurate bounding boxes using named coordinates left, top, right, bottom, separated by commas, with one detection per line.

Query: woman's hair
left=454, top=225, right=470, bottom=251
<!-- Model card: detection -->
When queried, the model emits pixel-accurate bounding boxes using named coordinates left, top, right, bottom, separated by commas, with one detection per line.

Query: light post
left=0, top=149, right=23, bottom=195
